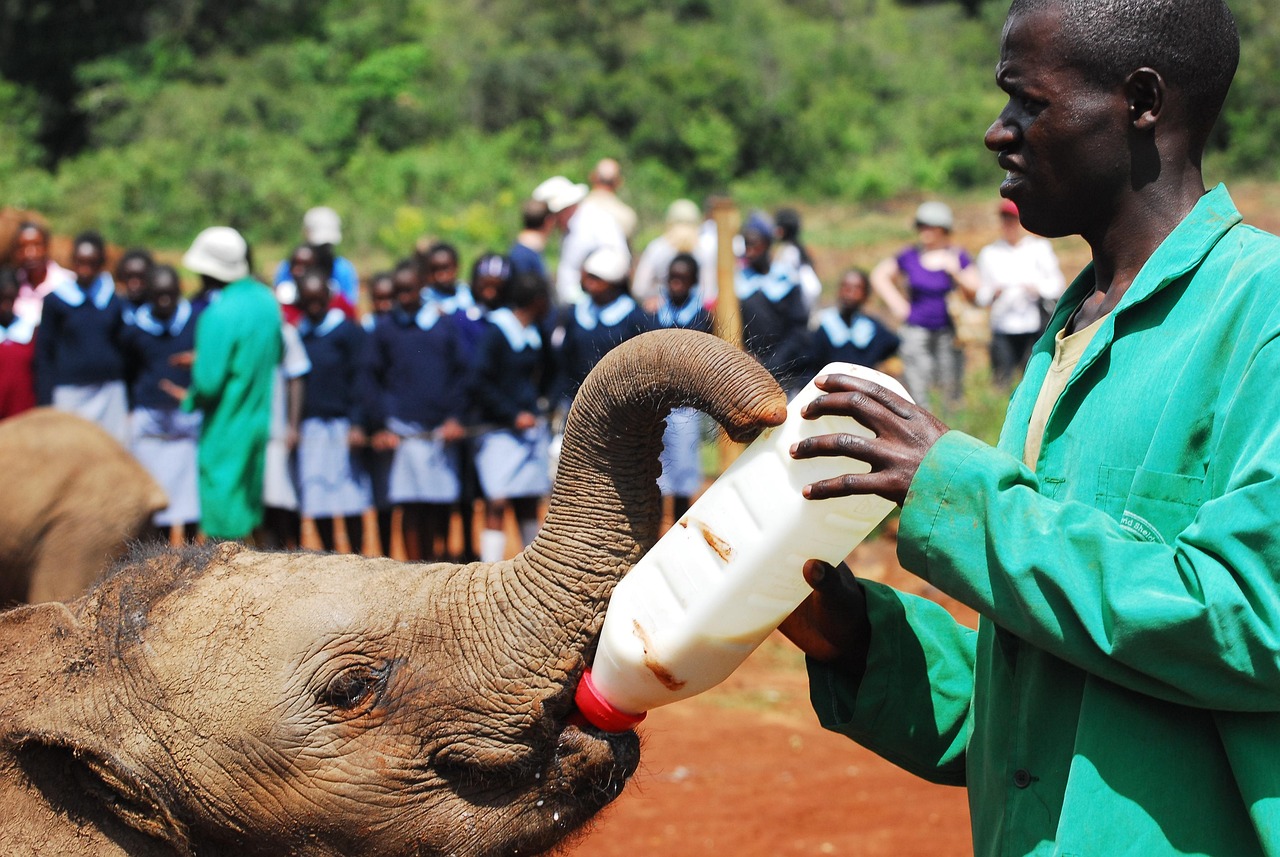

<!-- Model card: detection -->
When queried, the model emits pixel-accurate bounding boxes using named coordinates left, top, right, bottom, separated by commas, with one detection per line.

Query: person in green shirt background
left=780, top=1, right=1280, bottom=855
left=177, top=227, right=283, bottom=541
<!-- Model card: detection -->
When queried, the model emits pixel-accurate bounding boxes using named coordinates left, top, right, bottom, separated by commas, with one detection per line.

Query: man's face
left=984, top=6, right=1128, bottom=239
left=425, top=251, right=458, bottom=290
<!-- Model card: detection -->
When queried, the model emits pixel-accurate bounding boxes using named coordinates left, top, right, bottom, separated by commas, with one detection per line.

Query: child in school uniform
left=296, top=271, right=371, bottom=554
left=810, top=268, right=901, bottom=373
left=116, top=249, right=154, bottom=322
left=362, top=270, right=397, bottom=555
left=35, top=231, right=130, bottom=444
left=653, top=253, right=714, bottom=522
left=0, top=269, right=38, bottom=421
left=470, top=271, right=554, bottom=562
left=551, top=245, right=652, bottom=411
left=122, top=264, right=202, bottom=543
left=419, top=242, right=488, bottom=561
left=365, top=260, right=468, bottom=562
left=735, top=223, right=812, bottom=397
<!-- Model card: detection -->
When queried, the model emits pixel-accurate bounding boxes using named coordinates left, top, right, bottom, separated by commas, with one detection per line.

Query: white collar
left=423, top=282, right=474, bottom=315
left=133, top=299, right=192, bottom=337
left=299, top=307, right=346, bottom=337
left=0, top=314, right=36, bottom=345
left=819, top=307, right=878, bottom=349
left=488, top=307, right=542, bottom=351
left=657, top=288, right=703, bottom=328
left=414, top=302, right=442, bottom=331
left=51, top=273, right=116, bottom=310
left=735, top=264, right=797, bottom=303
left=574, top=294, right=636, bottom=331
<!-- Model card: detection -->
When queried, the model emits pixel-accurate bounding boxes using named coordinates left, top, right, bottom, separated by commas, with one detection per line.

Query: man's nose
left=984, top=117, right=1016, bottom=152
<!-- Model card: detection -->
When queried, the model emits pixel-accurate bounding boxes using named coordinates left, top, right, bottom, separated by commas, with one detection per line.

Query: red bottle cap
left=573, top=669, right=647, bottom=732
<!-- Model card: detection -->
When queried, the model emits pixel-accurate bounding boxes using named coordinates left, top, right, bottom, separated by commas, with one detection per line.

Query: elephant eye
left=319, top=664, right=386, bottom=711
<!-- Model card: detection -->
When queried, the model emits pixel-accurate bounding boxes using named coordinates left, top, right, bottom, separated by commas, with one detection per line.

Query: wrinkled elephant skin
left=0, top=331, right=787, bottom=856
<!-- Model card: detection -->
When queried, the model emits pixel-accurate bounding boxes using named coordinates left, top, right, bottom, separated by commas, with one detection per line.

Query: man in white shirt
left=537, top=176, right=629, bottom=307
left=975, top=198, right=1066, bottom=385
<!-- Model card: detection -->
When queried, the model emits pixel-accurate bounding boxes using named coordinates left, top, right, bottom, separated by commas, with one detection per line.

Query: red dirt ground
left=562, top=535, right=979, bottom=857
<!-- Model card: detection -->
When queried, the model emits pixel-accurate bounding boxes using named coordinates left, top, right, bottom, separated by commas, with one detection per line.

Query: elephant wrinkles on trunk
left=0, top=329, right=787, bottom=857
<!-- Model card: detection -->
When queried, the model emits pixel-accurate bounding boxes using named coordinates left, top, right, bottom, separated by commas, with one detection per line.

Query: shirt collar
left=133, top=299, right=192, bottom=337
left=575, top=294, right=637, bottom=330
left=657, top=289, right=703, bottom=328
left=298, top=307, right=346, bottom=337
left=819, top=307, right=877, bottom=349
left=51, top=272, right=116, bottom=309
left=423, top=282, right=474, bottom=316
left=0, top=314, right=36, bottom=345
left=488, top=307, right=542, bottom=351
left=735, top=264, right=797, bottom=303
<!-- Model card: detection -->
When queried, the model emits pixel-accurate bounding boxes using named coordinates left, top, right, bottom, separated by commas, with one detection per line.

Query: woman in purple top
left=870, top=201, right=978, bottom=407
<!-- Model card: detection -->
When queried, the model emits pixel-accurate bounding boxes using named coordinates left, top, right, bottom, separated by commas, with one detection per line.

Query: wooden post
left=709, top=197, right=745, bottom=471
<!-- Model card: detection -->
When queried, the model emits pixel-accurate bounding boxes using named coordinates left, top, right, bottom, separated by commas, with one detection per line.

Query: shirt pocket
left=1122, top=467, right=1205, bottom=545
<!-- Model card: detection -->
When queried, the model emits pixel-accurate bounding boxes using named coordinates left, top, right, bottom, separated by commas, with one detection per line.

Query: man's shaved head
left=1008, top=0, right=1238, bottom=144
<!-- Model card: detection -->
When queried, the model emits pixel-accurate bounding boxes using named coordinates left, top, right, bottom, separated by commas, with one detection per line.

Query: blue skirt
left=298, top=417, right=372, bottom=518
left=476, top=424, right=552, bottom=500
left=387, top=418, right=461, bottom=504
left=262, top=437, right=299, bottom=511
left=658, top=407, right=704, bottom=498
left=130, top=406, right=201, bottom=526
left=53, top=380, right=129, bottom=446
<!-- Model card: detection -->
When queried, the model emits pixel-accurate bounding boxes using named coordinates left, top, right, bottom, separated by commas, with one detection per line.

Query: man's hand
left=779, top=560, right=872, bottom=678
left=513, top=411, right=537, bottom=431
left=158, top=379, right=188, bottom=403
left=347, top=426, right=368, bottom=448
left=791, top=373, right=949, bottom=506
left=168, top=351, right=195, bottom=369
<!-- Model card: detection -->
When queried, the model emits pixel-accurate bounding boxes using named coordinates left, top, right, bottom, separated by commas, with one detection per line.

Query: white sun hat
left=182, top=226, right=250, bottom=283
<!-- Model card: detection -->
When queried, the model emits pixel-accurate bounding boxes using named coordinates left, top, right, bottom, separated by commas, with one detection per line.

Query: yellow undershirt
left=1023, top=313, right=1108, bottom=471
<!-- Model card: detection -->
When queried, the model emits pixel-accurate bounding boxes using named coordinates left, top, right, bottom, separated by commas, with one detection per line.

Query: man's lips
left=996, top=151, right=1022, bottom=174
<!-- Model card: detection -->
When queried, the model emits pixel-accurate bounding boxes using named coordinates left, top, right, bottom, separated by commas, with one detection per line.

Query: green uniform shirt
left=183, top=278, right=282, bottom=540
left=809, top=185, right=1280, bottom=856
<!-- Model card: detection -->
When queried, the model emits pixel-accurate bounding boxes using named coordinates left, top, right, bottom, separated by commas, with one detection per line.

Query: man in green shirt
left=180, top=227, right=283, bottom=541
left=782, top=1, right=1280, bottom=855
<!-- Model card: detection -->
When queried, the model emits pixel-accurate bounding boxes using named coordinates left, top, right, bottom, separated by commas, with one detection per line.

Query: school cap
left=915, top=201, right=954, bottom=230
left=304, top=206, right=342, bottom=245
left=581, top=245, right=631, bottom=283
left=182, top=227, right=249, bottom=283
left=534, top=175, right=589, bottom=214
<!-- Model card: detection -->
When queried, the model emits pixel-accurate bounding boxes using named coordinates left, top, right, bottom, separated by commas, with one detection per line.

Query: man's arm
left=795, top=362, right=1280, bottom=713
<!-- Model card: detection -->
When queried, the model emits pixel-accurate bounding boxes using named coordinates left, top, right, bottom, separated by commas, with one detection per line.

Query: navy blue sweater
left=551, top=298, right=653, bottom=407
left=468, top=314, right=554, bottom=426
left=363, top=306, right=468, bottom=432
left=301, top=312, right=368, bottom=424
left=35, top=279, right=128, bottom=404
left=120, top=301, right=198, bottom=410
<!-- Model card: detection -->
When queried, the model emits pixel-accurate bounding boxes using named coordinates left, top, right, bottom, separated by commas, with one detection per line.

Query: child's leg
left=480, top=499, right=509, bottom=562
left=512, top=496, right=542, bottom=548
left=376, top=508, right=394, bottom=557
left=314, top=517, right=337, bottom=552
left=425, top=503, right=453, bottom=562
left=401, top=503, right=423, bottom=561
left=671, top=495, right=692, bottom=522
left=344, top=514, right=365, bottom=555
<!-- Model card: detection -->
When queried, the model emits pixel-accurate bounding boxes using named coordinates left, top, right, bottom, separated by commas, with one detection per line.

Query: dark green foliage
left=1, top=0, right=1274, bottom=260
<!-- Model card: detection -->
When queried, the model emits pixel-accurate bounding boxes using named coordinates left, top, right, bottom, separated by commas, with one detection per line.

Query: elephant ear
left=8, top=729, right=193, bottom=856
left=2, top=603, right=193, bottom=855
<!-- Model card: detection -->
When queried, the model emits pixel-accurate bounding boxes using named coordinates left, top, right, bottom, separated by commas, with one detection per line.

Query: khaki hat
left=914, top=201, right=954, bottom=231
left=182, top=226, right=249, bottom=282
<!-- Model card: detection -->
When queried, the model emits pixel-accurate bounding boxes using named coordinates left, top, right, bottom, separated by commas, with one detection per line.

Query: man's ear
left=1126, top=67, right=1165, bottom=131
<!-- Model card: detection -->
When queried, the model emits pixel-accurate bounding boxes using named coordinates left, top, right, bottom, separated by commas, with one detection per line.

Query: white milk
left=574, top=363, right=912, bottom=730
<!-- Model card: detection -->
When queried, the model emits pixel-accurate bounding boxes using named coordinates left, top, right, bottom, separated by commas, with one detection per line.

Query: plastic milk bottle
left=574, top=363, right=913, bottom=731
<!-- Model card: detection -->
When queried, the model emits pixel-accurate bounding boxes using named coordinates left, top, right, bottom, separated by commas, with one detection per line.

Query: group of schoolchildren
left=0, top=194, right=903, bottom=563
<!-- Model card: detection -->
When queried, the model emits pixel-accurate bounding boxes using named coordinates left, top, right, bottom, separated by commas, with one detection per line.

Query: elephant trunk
left=518, top=329, right=786, bottom=666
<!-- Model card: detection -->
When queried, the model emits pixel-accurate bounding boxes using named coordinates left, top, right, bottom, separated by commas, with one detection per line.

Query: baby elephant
left=0, top=330, right=788, bottom=856
left=0, top=408, right=167, bottom=604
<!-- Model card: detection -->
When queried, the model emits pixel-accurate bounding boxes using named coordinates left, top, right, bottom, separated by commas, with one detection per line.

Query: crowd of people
left=0, top=156, right=1063, bottom=560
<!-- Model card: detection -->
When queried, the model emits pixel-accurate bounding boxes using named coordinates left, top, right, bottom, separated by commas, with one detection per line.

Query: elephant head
left=0, top=408, right=167, bottom=605
left=0, top=329, right=787, bottom=857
